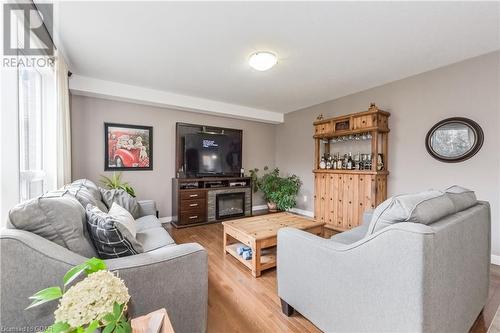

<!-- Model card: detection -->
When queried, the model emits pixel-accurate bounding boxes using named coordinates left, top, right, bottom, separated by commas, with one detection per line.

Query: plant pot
left=267, top=201, right=278, bottom=212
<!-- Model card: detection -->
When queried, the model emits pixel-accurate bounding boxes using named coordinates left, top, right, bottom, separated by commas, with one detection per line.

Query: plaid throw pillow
left=85, top=204, right=143, bottom=259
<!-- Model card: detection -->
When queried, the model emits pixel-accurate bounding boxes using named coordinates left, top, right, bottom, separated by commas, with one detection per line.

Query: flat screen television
left=184, top=133, right=241, bottom=177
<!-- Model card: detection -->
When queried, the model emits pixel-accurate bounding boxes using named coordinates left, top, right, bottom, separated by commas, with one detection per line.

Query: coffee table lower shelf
left=225, top=243, right=277, bottom=273
left=222, top=212, right=325, bottom=277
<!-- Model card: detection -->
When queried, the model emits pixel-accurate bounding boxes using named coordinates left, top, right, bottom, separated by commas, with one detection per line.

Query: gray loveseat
left=278, top=187, right=490, bottom=333
left=0, top=179, right=207, bottom=333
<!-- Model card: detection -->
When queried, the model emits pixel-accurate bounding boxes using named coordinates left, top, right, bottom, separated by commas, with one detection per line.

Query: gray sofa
left=0, top=180, right=208, bottom=333
left=277, top=188, right=491, bottom=333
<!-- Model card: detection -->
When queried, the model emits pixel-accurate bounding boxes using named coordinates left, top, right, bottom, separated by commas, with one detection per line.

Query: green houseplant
left=249, top=167, right=302, bottom=212
left=100, top=172, right=136, bottom=197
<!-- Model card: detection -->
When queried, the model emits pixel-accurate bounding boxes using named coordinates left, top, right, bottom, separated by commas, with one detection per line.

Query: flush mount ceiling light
left=248, top=51, right=278, bottom=71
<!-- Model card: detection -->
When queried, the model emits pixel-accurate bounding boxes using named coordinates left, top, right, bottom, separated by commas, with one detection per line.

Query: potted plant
left=249, top=167, right=302, bottom=212
left=100, top=172, right=136, bottom=197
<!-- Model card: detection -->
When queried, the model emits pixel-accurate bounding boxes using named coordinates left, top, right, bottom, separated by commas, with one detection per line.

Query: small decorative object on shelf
left=368, top=103, right=379, bottom=111
left=316, top=113, right=324, bottom=121
left=26, top=258, right=132, bottom=333
left=377, top=153, right=384, bottom=171
left=319, top=156, right=327, bottom=169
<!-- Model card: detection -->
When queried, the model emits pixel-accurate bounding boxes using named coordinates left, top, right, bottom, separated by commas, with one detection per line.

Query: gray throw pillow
left=86, top=204, right=143, bottom=259
left=8, top=190, right=97, bottom=258
left=367, top=190, right=455, bottom=235
left=100, top=188, right=140, bottom=219
left=444, top=185, right=477, bottom=213
left=65, top=180, right=108, bottom=213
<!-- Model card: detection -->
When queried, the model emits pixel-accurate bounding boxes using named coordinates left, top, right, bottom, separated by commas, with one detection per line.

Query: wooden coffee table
left=222, top=212, right=325, bottom=277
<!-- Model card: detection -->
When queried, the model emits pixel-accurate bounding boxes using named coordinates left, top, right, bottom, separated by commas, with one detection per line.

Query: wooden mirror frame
left=425, top=117, right=484, bottom=163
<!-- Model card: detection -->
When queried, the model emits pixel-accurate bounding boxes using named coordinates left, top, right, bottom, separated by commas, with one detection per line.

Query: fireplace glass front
left=216, top=192, right=245, bottom=220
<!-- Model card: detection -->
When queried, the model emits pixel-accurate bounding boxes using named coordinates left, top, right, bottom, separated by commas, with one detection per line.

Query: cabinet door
left=325, top=175, right=335, bottom=227
left=314, top=174, right=327, bottom=223
left=335, top=174, right=344, bottom=229
left=342, top=175, right=358, bottom=230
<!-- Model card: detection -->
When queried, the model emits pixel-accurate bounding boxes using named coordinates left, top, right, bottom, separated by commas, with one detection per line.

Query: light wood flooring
left=164, top=221, right=500, bottom=333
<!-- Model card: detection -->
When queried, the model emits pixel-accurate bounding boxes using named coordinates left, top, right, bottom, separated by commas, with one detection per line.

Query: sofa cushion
left=100, top=188, right=140, bottom=219
left=135, top=215, right=163, bottom=232
left=367, top=190, right=455, bottom=235
left=445, top=185, right=477, bottom=213
left=65, top=180, right=108, bottom=213
left=86, top=204, right=143, bottom=259
left=136, top=226, right=175, bottom=252
left=8, top=190, right=97, bottom=258
left=330, top=223, right=369, bottom=245
left=134, top=215, right=175, bottom=251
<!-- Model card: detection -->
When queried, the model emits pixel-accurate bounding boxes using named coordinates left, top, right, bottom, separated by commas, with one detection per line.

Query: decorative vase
left=267, top=201, right=278, bottom=212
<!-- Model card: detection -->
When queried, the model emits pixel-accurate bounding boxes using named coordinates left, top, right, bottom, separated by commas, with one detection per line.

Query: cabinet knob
left=189, top=194, right=198, bottom=198
left=189, top=215, right=198, bottom=219
left=189, top=203, right=198, bottom=207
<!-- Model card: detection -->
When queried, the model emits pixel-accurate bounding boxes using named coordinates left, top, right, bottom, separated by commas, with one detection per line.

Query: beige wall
left=71, top=95, right=276, bottom=217
left=276, top=51, right=500, bottom=256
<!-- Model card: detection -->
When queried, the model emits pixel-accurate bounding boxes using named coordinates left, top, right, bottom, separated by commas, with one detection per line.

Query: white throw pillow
left=108, top=202, right=137, bottom=238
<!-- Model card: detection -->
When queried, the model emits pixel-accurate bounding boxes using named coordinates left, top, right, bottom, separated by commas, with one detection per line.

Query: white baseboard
left=159, top=216, right=172, bottom=223
left=252, top=205, right=268, bottom=211
left=289, top=208, right=314, bottom=218
left=491, top=255, right=500, bottom=266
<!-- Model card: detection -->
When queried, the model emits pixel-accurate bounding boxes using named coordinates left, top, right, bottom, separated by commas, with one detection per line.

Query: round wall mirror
left=425, top=117, right=483, bottom=163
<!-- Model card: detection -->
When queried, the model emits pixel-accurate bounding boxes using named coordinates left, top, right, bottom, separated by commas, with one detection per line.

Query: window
left=13, top=8, right=57, bottom=201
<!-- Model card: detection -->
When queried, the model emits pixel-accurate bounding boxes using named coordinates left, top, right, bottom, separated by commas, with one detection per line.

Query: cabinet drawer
left=180, top=198, right=206, bottom=212
left=179, top=212, right=206, bottom=225
left=314, top=121, right=333, bottom=135
left=353, top=115, right=375, bottom=130
left=180, top=191, right=206, bottom=200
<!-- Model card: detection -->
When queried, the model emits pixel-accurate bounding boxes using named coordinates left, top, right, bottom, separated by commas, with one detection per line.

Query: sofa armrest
left=105, top=243, right=208, bottom=333
left=0, top=229, right=89, bottom=328
left=137, top=200, right=157, bottom=217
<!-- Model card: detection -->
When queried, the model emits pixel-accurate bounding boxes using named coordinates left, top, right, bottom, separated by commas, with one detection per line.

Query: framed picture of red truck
left=104, top=123, right=153, bottom=171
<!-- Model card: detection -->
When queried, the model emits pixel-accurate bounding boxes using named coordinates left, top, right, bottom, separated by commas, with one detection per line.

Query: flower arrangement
left=27, top=258, right=131, bottom=333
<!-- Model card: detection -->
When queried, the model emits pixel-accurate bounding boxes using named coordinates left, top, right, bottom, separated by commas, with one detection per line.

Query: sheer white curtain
left=56, top=50, right=72, bottom=187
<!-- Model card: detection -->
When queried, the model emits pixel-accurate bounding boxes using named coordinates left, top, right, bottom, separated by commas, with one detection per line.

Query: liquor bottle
left=326, top=154, right=333, bottom=169
left=354, top=152, right=360, bottom=170
left=332, top=153, right=337, bottom=170
left=337, top=153, right=343, bottom=170
left=347, top=152, right=353, bottom=170
left=341, top=154, right=347, bottom=169
left=319, top=155, right=327, bottom=169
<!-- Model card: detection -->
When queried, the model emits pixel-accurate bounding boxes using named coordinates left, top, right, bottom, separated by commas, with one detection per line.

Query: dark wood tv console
left=171, top=177, right=253, bottom=228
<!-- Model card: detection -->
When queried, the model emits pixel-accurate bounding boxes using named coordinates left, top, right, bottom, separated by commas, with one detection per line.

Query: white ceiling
left=56, top=1, right=500, bottom=116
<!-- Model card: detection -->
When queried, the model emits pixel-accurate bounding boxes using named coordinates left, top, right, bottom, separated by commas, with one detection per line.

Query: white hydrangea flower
left=54, top=270, right=130, bottom=327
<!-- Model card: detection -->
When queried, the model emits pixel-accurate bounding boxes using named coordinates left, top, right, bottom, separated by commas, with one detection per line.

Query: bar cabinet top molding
left=313, top=103, right=391, bottom=139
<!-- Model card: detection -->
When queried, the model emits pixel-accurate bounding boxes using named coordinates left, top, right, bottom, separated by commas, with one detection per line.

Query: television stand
left=171, top=176, right=253, bottom=228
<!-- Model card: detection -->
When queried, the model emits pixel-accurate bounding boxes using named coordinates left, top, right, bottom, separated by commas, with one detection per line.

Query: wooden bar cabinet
left=313, top=104, right=390, bottom=231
